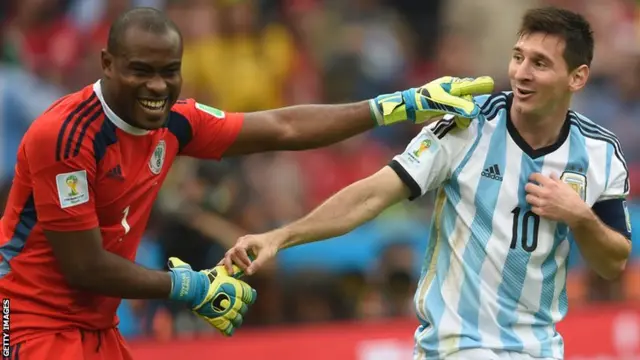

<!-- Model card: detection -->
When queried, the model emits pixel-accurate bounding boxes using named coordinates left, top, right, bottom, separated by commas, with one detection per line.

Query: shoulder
left=170, top=98, right=226, bottom=120
left=25, top=85, right=106, bottom=165
left=475, top=91, right=510, bottom=117
left=567, top=110, right=622, bottom=145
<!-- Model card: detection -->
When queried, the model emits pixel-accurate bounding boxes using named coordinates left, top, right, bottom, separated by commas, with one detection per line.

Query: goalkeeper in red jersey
left=0, top=6, right=493, bottom=360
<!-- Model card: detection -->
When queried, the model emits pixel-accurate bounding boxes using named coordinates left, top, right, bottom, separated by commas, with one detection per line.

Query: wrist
left=368, top=99, right=384, bottom=126
left=276, top=227, right=297, bottom=251
left=168, top=268, right=207, bottom=307
left=566, top=205, right=595, bottom=230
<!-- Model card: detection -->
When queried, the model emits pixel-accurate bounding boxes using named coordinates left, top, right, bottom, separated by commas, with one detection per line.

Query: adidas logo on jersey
left=106, top=165, right=124, bottom=180
left=481, top=164, right=503, bottom=181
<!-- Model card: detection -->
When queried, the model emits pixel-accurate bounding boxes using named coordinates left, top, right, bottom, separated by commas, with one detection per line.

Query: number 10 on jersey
left=510, top=206, right=540, bottom=252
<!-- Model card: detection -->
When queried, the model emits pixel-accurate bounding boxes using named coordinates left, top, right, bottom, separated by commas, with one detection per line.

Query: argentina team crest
left=149, top=140, right=166, bottom=175
left=560, top=171, right=587, bottom=201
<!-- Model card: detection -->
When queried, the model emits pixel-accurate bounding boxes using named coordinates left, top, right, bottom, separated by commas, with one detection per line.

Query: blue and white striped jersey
left=389, top=92, right=631, bottom=360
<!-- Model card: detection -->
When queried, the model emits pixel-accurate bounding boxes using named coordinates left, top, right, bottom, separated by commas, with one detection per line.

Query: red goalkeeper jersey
left=0, top=81, right=243, bottom=344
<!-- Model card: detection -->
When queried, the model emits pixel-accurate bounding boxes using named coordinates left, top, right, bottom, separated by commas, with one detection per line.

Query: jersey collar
left=505, top=93, right=571, bottom=159
left=93, top=80, right=149, bottom=136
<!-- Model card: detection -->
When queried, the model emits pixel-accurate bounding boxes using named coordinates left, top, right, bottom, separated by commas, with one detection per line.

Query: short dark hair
left=107, top=7, right=181, bottom=55
left=518, top=6, right=594, bottom=70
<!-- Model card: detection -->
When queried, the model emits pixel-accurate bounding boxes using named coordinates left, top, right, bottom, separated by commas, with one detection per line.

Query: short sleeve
left=25, top=124, right=99, bottom=232
left=593, top=152, right=631, bottom=238
left=388, top=115, right=475, bottom=200
left=168, top=99, right=244, bottom=160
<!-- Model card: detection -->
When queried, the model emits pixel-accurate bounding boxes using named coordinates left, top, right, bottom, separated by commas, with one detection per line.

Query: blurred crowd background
left=0, top=0, right=639, bottom=341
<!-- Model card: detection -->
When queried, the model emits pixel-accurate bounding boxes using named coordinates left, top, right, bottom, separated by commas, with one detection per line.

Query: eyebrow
left=128, top=60, right=181, bottom=69
left=512, top=46, right=554, bottom=63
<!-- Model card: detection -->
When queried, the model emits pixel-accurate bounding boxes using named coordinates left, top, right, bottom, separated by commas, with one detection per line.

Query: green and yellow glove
left=167, top=257, right=256, bottom=336
left=369, top=76, right=495, bottom=127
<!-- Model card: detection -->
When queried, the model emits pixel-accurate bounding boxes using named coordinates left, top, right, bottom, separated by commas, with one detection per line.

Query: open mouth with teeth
left=516, top=88, right=535, bottom=96
left=138, top=99, right=167, bottom=111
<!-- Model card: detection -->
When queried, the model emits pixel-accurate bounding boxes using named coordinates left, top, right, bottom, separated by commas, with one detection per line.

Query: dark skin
left=42, top=25, right=406, bottom=299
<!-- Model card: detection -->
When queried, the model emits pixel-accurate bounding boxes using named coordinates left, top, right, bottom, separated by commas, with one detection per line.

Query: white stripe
left=584, top=138, right=610, bottom=204
left=477, top=130, right=524, bottom=348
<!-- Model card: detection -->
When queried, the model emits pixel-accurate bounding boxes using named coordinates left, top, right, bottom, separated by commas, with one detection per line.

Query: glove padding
left=167, top=257, right=256, bottom=336
left=370, top=76, right=494, bottom=127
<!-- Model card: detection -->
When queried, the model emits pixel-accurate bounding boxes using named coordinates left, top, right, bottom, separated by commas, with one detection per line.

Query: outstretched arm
left=222, top=166, right=410, bottom=274
left=281, top=166, right=410, bottom=247
left=223, top=76, right=494, bottom=156
left=224, top=102, right=373, bottom=155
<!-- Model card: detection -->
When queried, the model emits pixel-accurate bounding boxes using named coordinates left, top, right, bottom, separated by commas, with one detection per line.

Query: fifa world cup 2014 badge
left=413, top=139, right=432, bottom=158
left=66, top=175, right=79, bottom=196
left=149, top=140, right=166, bottom=175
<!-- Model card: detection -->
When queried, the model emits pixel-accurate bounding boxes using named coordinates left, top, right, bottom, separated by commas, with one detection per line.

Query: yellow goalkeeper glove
left=167, top=257, right=256, bottom=336
left=369, top=76, right=494, bottom=127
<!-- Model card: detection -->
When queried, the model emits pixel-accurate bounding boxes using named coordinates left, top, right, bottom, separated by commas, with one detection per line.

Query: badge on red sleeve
left=195, top=102, right=225, bottom=119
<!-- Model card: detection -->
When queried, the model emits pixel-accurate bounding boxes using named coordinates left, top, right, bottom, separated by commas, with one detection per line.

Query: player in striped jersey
left=223, top=6, right=633, bottom=360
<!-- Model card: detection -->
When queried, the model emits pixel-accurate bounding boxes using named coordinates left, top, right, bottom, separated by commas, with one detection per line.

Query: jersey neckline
left=505, top=93, right=571, bottom=159
left=93, top=81, right=150, bottom=136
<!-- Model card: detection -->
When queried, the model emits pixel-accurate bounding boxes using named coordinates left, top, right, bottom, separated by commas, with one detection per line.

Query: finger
left=531, top=206, right=544, bottom=217
left=229, top=251, right=251, bottom=276
left=238, top=302, right=249, bottom=316
left=449, top=76, right=495, bottom=97
left=549, top=172, right=560, bottom=181
left=167, top=257, right=192, bottom=270
left=233, top=247, right=253, bottom=270
left=238, top=280, right=257, bottom=305
left=245, top=254, right=270, bottom=276
left=223, top=252, right=235, bottom=275
left=229, top=311, right=244, bottom=328
left=524, top=182, right=544, bottom=195
left=526, top=194, right=543, bottom=207
left=528, top=172, right=551, bottom=185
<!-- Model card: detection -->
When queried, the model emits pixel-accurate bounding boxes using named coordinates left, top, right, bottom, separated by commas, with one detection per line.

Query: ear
left=568, top=64, right=589, bottom=93
left=101, top=49, right=114, bottom=79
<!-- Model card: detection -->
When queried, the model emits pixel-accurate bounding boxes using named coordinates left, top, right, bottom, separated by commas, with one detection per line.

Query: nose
left=514, top=61, right=533, bottom=82
left=146, top=75, right=168, bottom=95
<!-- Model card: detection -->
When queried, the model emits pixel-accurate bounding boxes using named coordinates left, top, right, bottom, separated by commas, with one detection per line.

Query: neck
left=510, top=100, right=570, bottom=150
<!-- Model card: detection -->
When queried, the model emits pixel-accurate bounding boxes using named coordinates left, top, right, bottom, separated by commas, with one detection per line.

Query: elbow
left=596, top=259, right=628, bottom=281
left=61, top=259, right=101, bottom=290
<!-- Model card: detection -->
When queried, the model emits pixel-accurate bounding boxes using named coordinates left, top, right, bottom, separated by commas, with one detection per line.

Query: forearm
left=258, top=101, right=374, bottom=151
left=279, top=168, right=408, bottom=249
left=570, top=209, right=632, bottom=280
left=70, top=250, right=172, bottom=299
left=279, top=183, right=381, bottom=249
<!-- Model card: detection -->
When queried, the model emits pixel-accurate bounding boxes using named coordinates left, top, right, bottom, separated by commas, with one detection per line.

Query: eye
left=512, top=53, right=524, bottom=62
left=534, top=60, right=547, bottom=68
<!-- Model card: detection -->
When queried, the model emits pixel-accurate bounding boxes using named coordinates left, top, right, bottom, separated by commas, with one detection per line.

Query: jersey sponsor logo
left=55, top=170, right=90, bottom=208
left=481, top=164, right=503, bottom=181
left=149, top=140, right=166, bottom=175
left=195, top=102, right=225, bottom=119
left=560, top=171, right=587, bottom=201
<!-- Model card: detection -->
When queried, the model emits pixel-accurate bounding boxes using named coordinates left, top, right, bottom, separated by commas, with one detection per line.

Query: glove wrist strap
left=168, top=269, right=204, bottom=308
left=368, top=99, right=384, bottom=126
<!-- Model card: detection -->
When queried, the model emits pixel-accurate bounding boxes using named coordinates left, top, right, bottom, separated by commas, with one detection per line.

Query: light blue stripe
left=420, top=188, right=460, bottom=358
left=495, top=154, right=545, bottom=351
left=532, top=126, right=589, bottom=356
left=457, top=111, right=508, bottom=350
left=0, top=195, right=37, bottom=277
